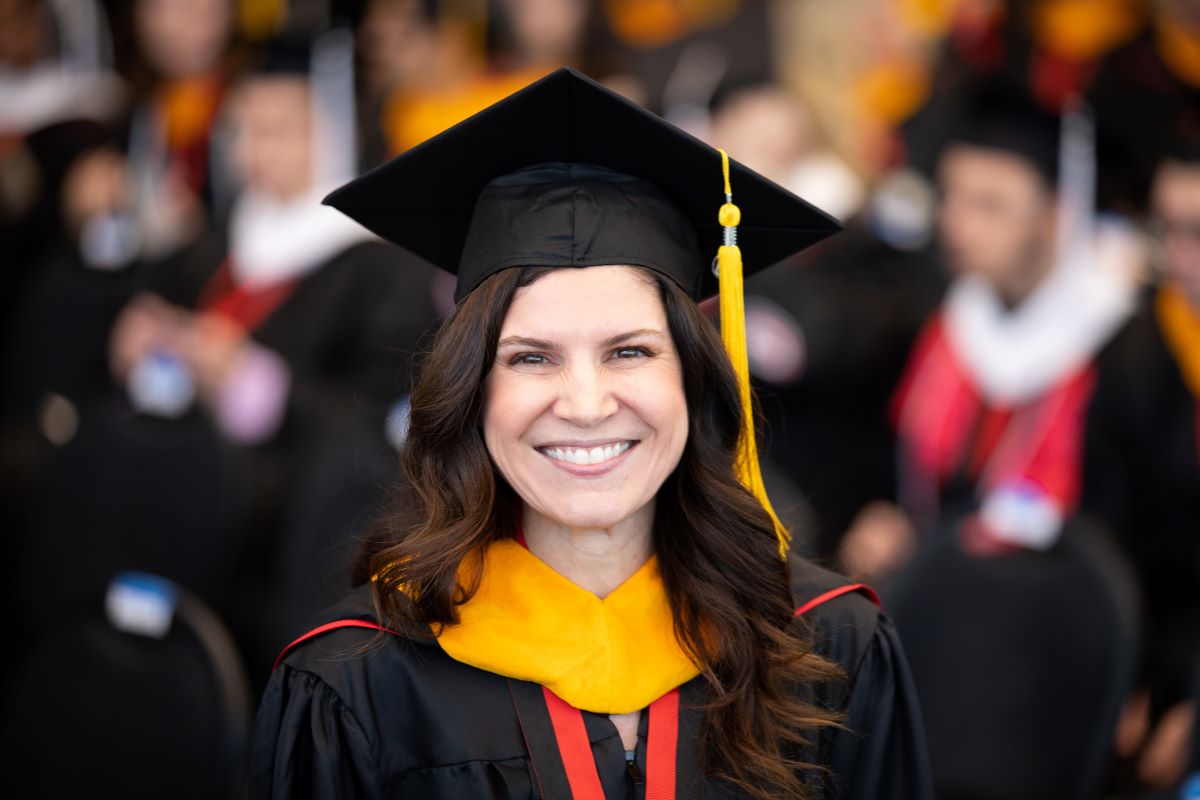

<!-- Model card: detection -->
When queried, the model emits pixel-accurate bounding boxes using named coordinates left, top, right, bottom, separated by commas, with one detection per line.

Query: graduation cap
left=325, top=68, right=839, bottom=300
left=324, top=67, right=842, bottom=557
left=945, top=78, right=1063, bottom=185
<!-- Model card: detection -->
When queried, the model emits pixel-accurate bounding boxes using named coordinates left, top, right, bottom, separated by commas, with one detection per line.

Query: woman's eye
left=613, top=346, right=651, bottom=360
left=510, top=352, right=548, bottom=365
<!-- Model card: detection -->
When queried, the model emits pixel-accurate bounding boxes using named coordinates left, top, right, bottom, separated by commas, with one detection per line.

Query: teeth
left=543, top=441, right=632, bottom=466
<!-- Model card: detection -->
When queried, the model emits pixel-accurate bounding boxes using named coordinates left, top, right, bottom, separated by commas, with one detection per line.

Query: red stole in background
left=196, top=259, right=297, bottom=333
left=892, top=313, right=1097, bottom=517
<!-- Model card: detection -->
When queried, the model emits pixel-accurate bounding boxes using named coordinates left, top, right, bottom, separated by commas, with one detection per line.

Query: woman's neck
left=521, top=502, right=655, bottom=599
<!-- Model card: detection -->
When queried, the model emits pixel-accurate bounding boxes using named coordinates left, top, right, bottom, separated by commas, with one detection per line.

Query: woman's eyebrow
left=496, top=336, right=558, bottom=351
left=497, top=329, right=666, bottom=350
left=602, top=329, right=667, bottom=348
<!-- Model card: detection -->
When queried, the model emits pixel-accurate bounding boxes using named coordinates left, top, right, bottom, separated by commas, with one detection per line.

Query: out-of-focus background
left=1, top=0, right=1199, bottom=797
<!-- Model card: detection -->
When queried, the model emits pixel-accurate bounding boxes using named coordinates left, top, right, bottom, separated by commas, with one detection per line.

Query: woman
left=251, top=68, right=932, bottom=799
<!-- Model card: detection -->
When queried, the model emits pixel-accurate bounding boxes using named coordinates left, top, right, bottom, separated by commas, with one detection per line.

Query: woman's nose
left=553, top=364, right=618, bottom=426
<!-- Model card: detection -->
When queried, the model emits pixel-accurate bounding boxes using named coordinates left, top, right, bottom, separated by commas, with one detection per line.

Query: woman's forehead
left=498, top=266, right=667, bottom=340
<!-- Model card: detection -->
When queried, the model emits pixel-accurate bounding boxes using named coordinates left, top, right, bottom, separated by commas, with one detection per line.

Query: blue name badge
left=105, top=571, right=179, bottom=639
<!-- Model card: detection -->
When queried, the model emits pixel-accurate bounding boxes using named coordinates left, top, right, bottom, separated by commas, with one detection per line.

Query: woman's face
left=483, top=266, right=689, bottom=530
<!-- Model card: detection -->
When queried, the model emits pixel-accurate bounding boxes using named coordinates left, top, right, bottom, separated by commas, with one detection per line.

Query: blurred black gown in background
left=1083, top=286, right=1200, bottom=727
left=6, top=225, right=444, bottom=691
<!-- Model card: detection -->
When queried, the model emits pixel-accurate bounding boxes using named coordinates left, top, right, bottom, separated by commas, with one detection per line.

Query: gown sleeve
left=822, top=611, right=934, bottom=800
left=249, top=664, right=382, bottom=799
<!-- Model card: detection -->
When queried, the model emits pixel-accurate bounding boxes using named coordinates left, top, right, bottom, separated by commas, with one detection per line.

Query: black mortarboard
left=322, top=67, right=840, bottom=302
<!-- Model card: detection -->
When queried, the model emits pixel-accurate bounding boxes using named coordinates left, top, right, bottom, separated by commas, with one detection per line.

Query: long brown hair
left=359, top=265, right=843, bottom=798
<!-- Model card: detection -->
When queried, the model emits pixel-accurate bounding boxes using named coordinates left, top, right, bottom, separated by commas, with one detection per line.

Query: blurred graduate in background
left=1084, top=127, right=1200, bottom=795
left=0, top=0, right=126, bottom=292
left=0, top=0, right=133, bottom=646
left=827, top=77, right=1148, bottom=798
left=12, top=23, right=444, bottom=692
left=838, top=79, right=1142, bottom=580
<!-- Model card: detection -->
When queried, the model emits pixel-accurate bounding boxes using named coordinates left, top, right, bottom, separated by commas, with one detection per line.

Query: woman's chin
left=546, top=512, right=628, bottom=531
left=532, top=497, right=649, bottom=532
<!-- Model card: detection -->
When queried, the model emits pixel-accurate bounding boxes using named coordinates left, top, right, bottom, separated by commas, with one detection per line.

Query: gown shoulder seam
left=275, top=661, right=383, bottom=761
left=848, top=612, right=887, bottom=682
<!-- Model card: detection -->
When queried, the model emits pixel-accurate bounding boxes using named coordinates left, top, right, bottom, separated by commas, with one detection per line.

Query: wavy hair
left=357, top=265, right=843, bottom=798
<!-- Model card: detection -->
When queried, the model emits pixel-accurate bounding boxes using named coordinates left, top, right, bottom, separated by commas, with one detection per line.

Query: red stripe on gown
left=543, top=687, right=607, bottom=800
left=645, top=688, right=679, bottom=800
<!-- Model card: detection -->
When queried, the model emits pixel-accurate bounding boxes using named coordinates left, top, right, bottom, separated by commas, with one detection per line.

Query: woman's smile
left=536, top=439, right=639, bottom=475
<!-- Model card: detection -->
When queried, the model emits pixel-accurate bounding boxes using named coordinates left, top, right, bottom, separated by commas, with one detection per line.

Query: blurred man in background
left=835, top=77, right=1148, bottom=799
left=839, top=80, right=1140, bottom=579
left=1084, top=133, right=1200, bottom=795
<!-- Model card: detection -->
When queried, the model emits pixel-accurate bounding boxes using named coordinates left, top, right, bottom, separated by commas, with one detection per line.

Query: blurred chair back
left=1, top=573, right=253, bottom=799
left=14, top=394, right=253, bottom=632
left=885, top=513, right=1141, bottom=800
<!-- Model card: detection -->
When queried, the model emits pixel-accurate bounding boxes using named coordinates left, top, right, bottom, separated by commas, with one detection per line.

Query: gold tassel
left=715, top=149, right=791, bottom=559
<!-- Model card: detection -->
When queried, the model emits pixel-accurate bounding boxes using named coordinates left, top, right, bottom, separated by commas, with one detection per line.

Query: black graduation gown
left=0, top=244, right=148, bottom=687
left=10, top=230, right=446, bottom=691
left=1081, top=291, right=1200, bottom=713
left=139, top=229, right=444, bottom=450
left=250, top=556, right=933, bottom=799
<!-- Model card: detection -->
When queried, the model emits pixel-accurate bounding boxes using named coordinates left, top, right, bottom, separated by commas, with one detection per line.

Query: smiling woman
left=250, top=69, right=933, bottom=799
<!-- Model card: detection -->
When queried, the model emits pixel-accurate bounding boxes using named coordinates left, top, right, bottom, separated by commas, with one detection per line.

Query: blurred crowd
left=1, top=0, right=1199, bottom=798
